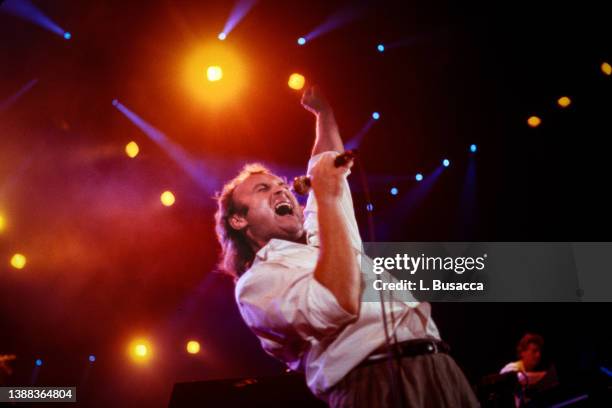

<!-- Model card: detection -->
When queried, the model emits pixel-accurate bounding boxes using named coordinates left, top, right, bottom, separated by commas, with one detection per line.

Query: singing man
left=214, top=86, right=479, bottom=407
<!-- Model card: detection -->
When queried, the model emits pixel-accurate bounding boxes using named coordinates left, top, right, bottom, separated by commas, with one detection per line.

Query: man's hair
left=214, top=163, right=275, bottom=280
left=516, top=333, right=544, bottom=357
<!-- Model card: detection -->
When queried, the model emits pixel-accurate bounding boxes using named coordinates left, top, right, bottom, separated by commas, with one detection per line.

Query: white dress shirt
left=235, top=151, right=441, bottom=397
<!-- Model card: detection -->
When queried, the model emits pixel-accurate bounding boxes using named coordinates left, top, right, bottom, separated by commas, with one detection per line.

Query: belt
left=358, top=338, right=450, bottom=368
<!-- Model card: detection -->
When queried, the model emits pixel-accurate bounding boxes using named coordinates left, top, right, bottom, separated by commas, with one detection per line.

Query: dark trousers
left=325, top=353, right=480, bottom=408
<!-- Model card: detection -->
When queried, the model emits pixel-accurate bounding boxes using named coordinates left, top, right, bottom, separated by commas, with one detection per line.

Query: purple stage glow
left=0, top=78, right=38, bottom=112
left=1, top=0, right=67, bottom=38
left=301, top=3, right=366, bottom=43
left=112, top=100, right=220, bottom=193
left=220, top=0, right=258, bottom=39
left=345, top=118, right=376, bottom=151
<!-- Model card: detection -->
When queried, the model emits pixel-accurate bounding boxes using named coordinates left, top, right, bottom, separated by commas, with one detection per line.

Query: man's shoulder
left=235, top=260, right=299, bottom=299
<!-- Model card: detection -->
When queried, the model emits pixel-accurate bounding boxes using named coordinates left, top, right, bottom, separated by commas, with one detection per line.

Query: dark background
left=1, top=0, right=610, bottom=406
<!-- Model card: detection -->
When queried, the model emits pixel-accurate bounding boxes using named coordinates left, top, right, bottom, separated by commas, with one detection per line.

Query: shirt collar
left=254, top=238, right=311, bottom=263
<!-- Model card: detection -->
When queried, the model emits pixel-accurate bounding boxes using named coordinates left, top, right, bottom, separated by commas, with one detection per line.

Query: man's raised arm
left=301, top=86, right=344, bottom=156
left=300, top=86, right=361, bottom=316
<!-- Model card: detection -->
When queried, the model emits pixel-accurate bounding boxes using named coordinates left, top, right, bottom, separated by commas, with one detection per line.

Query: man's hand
left=301, top=86, right=332, bottom=116
left=303, top=86, right=344, bottom=155
left=310, top=153, right=352, bottom=202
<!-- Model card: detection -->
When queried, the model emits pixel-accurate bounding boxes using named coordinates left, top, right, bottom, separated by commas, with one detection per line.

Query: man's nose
left=272, top=185, right=288, bottom=195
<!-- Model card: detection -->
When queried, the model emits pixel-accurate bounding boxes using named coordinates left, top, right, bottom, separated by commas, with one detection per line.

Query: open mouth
left=274, top=201, right=294, bottom=216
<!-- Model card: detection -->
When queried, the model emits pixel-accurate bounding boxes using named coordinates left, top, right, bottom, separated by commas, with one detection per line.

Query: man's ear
left=229, top=213, right=248, bottom=231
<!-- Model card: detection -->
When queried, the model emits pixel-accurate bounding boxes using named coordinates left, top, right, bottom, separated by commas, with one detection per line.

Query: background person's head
left=214, top=163, right=305, bottom=279
left=516, top=333, right=544, bottom=371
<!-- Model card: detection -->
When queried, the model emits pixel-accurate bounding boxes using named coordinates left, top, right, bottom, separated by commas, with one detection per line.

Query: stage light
left=470, top=144, right=477, bottom=153
left=527, top=115, right=541, bottom=128
left=161, top=191, right=176, bottom=207
left=10, top=253, right=26, bottom=269
left=297, top=37, right=306, bottom=45
left=206, top=65, right=223, bottom=82
left=601, top=62, right=612, bottom=76
left=442, top=159, right=450, bottom=167
left=377, top=44, right=385, bottom=52
left=390, top=187, right=398, bottom=196
left=557, top=96, right=571, bottom=108
left=186, top=340, right=201, bottom=354
left=63, top=32, right=71, bottom=40
left=288, top=73, right=306, bottom=90
left=129, top=339, right=152, bottom=363
left=366, top=203, right=374, bottom=212
left=372, top=112, right=380, bottom=120
left=35, top=359, right=43, bottom=367
left=111, top=99, right=118, bottom=107
left=0, top=214, right=6, bottom=232
left=415, top=173, right=423, bottom=181
left=183, top=44, right=247, bottom=107
left=88, top=355, right=96, bottom=362
left=125, top=141, right=139, bottom=158
left=218, top=32, right=227, bottom=41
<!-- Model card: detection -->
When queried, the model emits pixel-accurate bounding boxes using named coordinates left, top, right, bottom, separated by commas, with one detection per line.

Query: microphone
left=292, top=150, right=356, bottom=195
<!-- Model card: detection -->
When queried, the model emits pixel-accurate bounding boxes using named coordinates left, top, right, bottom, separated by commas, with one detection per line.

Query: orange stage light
left=186, top=340, right=201, bottom=354
left=206, top=66, right=223, bottom=82
left=288, top=73, right=306, bottom=90
left=601, top=62, right=612, bottom=76
left=182, top=43, right=248, bottom=108
left=161, top=191, right=176, bottom=207
left=10, top=253, right=26, bottom=269
left=557, top=96, right=571, bottom=108
left=125, top=141, right=139, bottom=158
left=128, top=338, right=153, bottom=363
left=527, top=115, right=541, bottom=128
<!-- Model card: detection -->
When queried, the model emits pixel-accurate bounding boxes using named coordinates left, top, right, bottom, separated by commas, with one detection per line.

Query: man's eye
left=258, top=185, right=269, bottom=192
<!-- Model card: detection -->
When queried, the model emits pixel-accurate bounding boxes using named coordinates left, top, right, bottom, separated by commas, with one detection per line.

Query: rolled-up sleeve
left=236, top=261, right=358, bottom=345
left=303, top=151, right=362, bottom=251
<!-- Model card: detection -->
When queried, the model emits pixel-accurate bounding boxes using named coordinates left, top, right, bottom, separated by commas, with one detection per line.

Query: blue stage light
left=366, top=203, right=374, bottom=212
left=297, top=37, right=306, bottom=45
left=415, top=173, right=423, bottom=182
left=372, top=112, right=380, bottom=120
left=112, top=99, right=118, bottom=107
left=390, top=187, right=398, bottom=196
left=442, top=159, right=450, bottom=167
left=35, top=359, right=43, bottom=367
left=89, top=355, right=96, bottom=362
left=218, top=32, right=227, bottom=40
left=470, top=144, right=477, bottom=153
left=377, top=44, right=385, bottom=52
left=63, top=32, right=71, bottom=40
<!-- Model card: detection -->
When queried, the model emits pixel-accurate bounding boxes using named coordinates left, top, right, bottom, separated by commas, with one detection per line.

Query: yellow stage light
left=186, top=340, right=200, bottom=354
left=183, top=44, right=248, bottom=108
left=206, top=66, right=223, bottom=82
left=10, top=253, right=26, bottom=269
left=601, top=62, right=612, bottom=76
left=161, top=191, right=175, bottom=207
left=557, top=96, right=571, bottom=108
left=527, top=115, right=541, bottom=128
left=125, top=141, right=139, bottom=158
left=0, top=214, right=6, bottom=232
left=288, top=73, right=306, bottom=90
left=128, top=338, right=152, bottom=363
